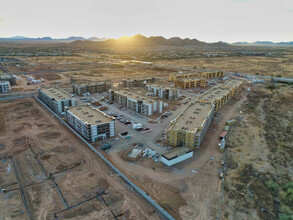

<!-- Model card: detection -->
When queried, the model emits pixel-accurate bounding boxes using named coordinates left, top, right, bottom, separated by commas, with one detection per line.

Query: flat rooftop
left=171, top=101, right=213, bottom=131
left=173, top=72, right=199, bottom=76
left=124, top=76, right=155, bottom=82
left=162, top=147, right=193, bottom=160
left=112, top=89, right=159, bottom=104
left=74, top=81, right=111, bottom=87
left=176, top=77, right=205, bottom=82
left=67, top=105, right=113, bottom=125
left=221, top=79, right=244, bottom=88
left=40, top=87, right=72, bottom=101
left=197, top=87, right=231, bottom=102
left=147, top=83, right=176, bottom=90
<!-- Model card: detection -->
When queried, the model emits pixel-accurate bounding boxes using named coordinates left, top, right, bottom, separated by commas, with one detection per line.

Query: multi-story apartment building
left=0, top=81, right=11, bottom=93
left=65, top=105, right=115, bottom=142
left=167, top=101, right=214, bottom=148
left=146, top=83, right=180, bottom=100
left=169, top=72, right=199, bottom=81
left=38, top=86, right=75, bottom=114
left=0, top=74, right=16, bottom=86
left=174, top=77, right=206, bottom=89
left=109, top=89, right=163, bottom=116
left=200, top=71, right=224, bottom=79
left=197, top=87, right=232, bottom=111
left=221, top=78, right=244, bottom=97
left=122, top=77, right=156, bottom=88
left=169, top=71, right=224, bottom=82
left=72, top=82, right=112, bottom=95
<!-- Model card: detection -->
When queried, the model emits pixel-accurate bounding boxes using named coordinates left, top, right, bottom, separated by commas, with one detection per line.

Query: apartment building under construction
left=197, top=87, right=232, bottom=111
left=65, top=105, right=115, bottom=142
left=109, top=89, right=163, bottom=116
left=221, top=78, right=244, bottom=96
left=169, top=70, right=223, bottom=82
left=200, top=71, right=224, bottom=79
left=38, top=86, right=75, bottom=114
left=174, top=77, right=206, bottom=89
left=146, top=83, right=180, bottom=100
left=72, top=82, right=112, bottom=95
left=167, top=101, right=214, bottom=148
left=122, top=76, right=156, bottom=88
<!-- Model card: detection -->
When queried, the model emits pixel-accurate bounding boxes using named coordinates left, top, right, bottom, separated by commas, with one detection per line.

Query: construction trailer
left=65, top=104, right=115, bottom=142
left=161, top=147, right=193, bottom=166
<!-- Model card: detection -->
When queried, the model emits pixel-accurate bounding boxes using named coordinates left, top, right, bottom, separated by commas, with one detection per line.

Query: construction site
left=0, top=41, right=292, bottom=220
left=0, top=98, right=161, bottom=220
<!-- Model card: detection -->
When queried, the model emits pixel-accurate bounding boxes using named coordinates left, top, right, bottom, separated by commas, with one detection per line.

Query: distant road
left=12, top=69, right=82, bottom=75
left=0, top=63, right=10, bottom=73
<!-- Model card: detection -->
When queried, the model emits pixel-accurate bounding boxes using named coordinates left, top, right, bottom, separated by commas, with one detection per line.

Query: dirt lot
left=105, top=88, right=248, bottom=220
left=153, top=54, right=293, bottom=77
left=0, top=98, right=161, bottom=220
left=223, top=84, right=293, bottom=219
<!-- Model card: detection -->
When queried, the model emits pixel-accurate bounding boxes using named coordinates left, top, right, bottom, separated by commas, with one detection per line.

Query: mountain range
left=70, top=34, right=229, bottom=49
left=0, top=35, right=292, bottom=48
left=0, top=36, right=106, bottom=42
left=233, top=41, right=293, bottom=46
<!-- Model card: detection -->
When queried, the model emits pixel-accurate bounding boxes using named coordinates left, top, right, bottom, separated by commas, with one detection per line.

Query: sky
left=0, top=0, right=292, bottom=43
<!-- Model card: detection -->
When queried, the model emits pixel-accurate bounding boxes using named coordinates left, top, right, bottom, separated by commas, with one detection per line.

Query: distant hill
left=87, top=37, right=107, bottom=41
left=0, top=36, right=86, bottom=42
left=70, top=34, right=230, bottom=50
left=233, top=41, right=293, bottom=47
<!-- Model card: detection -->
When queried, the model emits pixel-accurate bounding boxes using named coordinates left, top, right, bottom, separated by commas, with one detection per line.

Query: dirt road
left=106, top=90, right=248, bottom=219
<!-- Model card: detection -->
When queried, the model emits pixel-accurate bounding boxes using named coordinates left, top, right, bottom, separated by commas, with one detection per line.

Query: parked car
left=101, top=143, right=111, bottom=150
left=125, top=121, right=131, bottom=125
left=121, top=131, right=128, bottom=136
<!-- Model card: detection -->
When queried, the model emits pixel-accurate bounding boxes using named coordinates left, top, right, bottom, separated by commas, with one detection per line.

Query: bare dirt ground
left=0, top=98, right=161, bottom=220
left=153, top=54, right=293, bottom=77
left=106, top=88, right=248, bottom=219
left=223, top=84, right=293, bottom=219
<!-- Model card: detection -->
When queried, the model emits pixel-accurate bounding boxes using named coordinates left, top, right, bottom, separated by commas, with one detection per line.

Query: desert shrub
left=266, top=180, right=279, bottom=194
left=266, top=85, right=277, bottom=90
left=279, top=205, right=293, bottom=220
left=281, top=182, right=293, bottom=205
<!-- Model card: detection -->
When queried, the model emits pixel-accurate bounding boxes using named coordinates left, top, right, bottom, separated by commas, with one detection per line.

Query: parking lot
left=72, top=91, right=188, bottom=154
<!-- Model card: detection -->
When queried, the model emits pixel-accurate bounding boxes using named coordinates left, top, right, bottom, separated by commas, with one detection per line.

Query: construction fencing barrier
left=34, top=96, right=175, bottom=220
